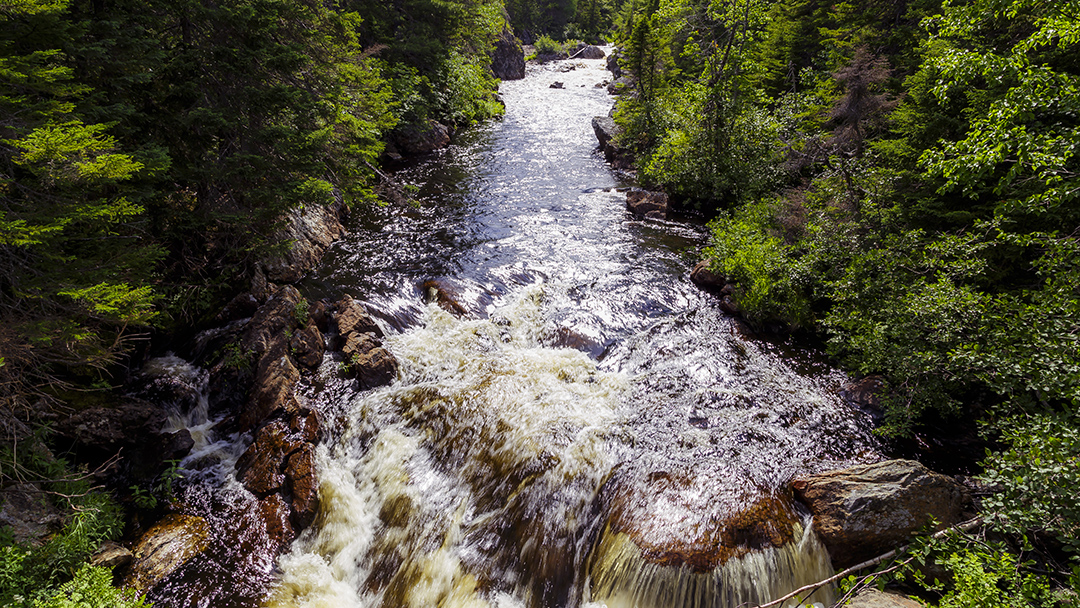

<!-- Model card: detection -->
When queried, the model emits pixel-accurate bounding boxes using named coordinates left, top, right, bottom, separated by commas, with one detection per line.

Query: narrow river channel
left=252, top=53, right=878, bottom=608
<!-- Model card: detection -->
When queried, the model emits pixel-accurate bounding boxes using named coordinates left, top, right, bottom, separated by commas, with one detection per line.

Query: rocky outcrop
left=569, top=43, right=605, bottom=59
left=334, top=294, right=399, bottom=390
left=606, top=48, right=623, bottom=78
left=393, top=119, right=452, bottom=155
left=0, top=483, right=62, bottom=546
left=263, top=198, right=348, bottom=284
left=626, top=189, right=669, bottom=220
left=607, top=76, right=633, bottom=95
left=491, top=27, right=525, bottom=80
left=847, top=589, right=923, bottom=608
left=593, top=116, right=632, bottom=169
left=236, top=417, right=321, bottom=542
left=793, top=459, right=968, bottom=569
left=126, top=514, right=212, bottom=591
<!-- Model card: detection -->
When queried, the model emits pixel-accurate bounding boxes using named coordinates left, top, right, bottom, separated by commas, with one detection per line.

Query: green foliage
left=0, top=432, right=125, bottom=607
left=129, top=459, right=183, bottom=511
left=981, top=413, right=1080, bottom=556
left=33, top=564, right=150, bottom=608
left=534, top=34, right=565, bottom=55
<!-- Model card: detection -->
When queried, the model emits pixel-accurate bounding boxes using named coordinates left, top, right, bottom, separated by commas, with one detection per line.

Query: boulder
left=422, top=279, right=470, bottom=317
left=606, top=49, right=623, bottom=78
left=285, top=444, right=318, bottom=529
left=126, top=514, right=211, bottom=592
left=352, top=347, right=399, bottom=390
left=550, top=81, right=564, bottom=89
left=393, top=119, right=451, bottom=155
left=240, top=344, right=300, bottom=431
left=0, top=483, right=63, bottom=545
left=91, top=540, right=134, bottom=569
left=793, top=459, right=968, bottom=568
left=689, top=259, right=726, bottom=290
left=846, top=588, right=923, bottom=608
left=334, top=294, right=383, bottom=339
left=263, top=198, right=348, bottom=284
left=607, top=76, right=633, bottom=95
left=342, top=331, right=381, bottom=361
left=626, top=189, right=668, bottom=220
left=241, top=285, right=304, bottom=356
left=490, top=27, right=525, bottom=80
left=217, top=292, right=260, bottom=322
left=592, top=116, right=619, bottom=150
left=258, top=493, right=295, bottom=549
left=236, top=421, right=299, bottom=496
left=290, top=322, right=325, bottom=370
left=54, top=399, right=167, bottom=455
left=570, top=44, right=605, bottom=59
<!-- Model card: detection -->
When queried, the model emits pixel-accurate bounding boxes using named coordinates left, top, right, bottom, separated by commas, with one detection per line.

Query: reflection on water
left=268, top=54, right=877, bottom=608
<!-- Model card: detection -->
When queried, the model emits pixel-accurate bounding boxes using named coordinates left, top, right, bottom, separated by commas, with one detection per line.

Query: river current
left=164, top=53, right=879, bottom=608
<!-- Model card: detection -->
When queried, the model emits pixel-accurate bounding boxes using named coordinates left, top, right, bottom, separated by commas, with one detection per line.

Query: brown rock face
left=285, top=445, right=318, bottom=529
left=241, top=285, right=304, bottom=356
left=689, top=259, right=726, bottom=290
left=290, top=322, right=325, bottom=370
left=793, top=459, right=967, bottom=568
left=335, top=294, right=384, bottom=338
left=342, top=331, right=381, bottom=361
left=241, top=345, right=301, bottom=431
left=236, top=421, right=297, bottom=496
left=353, top=347, right=399, bottom=390
left=126, top=514, right=211, bottom=591
left=258, top=493, right=295, bottom=549
left=847, top=589, right=923, bottom=608
left=626, top=189, right=669, bottom=220
left=422, top=279, right=470, bottom=317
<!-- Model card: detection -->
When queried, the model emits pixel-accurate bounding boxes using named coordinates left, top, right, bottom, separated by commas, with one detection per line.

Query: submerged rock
left=126, top=514, right=211, bottom=592
left=793, top=459, right=968, bottom=568
left=626, top=189, right=669, bottom=220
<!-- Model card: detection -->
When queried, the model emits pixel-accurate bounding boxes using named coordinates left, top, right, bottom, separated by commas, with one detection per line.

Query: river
left=163, top=52, right=878, bottom=608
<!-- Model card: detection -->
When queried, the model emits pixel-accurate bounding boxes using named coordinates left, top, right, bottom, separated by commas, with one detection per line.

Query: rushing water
left=253, top=54, right=879, bottom=608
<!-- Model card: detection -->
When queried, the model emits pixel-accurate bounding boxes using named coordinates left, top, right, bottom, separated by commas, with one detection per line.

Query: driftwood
left=746, top=517, right=985, bottom=608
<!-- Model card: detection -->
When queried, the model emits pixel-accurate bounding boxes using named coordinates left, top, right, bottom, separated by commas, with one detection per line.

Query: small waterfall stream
left=262, top=54, right=877, bottom=608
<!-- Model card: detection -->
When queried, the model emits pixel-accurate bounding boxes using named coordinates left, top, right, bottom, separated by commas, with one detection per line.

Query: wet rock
left=490, top=27, right=525, bottom=80
left=550, top=81, right=564, bottom=89
left=352, top=347, right=399, bottom=390
left=689, top=259, right=726, bottom=290
left=626, top=189, right=668, bottom=220
left=55, top=398, right=167, bottom=455
left=592, top=116, right=619, bottom=150
left=264, top=198, right=348, bottom=284
left=240, top=344, right=300, bottom=431
left=570, top=43, right=605, bottom=59
left=91, top=540, right=134, bottom=569
left=719, top=295, right=739, bottom=315
left=0, top=483, right=63, bottom=545
left=793, top=459, right=968, bottom=569
left=258, top=493, right=295, bottom=549
left=290, top=322, right=325, bottom=370
left=422, top=279, right=470, bottom=317
left=236, top=421, right=298, bottom=496
left=335, top=294, right=384, bottom=339
left=126, top=514, right=211, bottom=592
left=288, top=407, right=323, bottom=444
left=285, top=444, right=318, bottom=529
left=847, top=588, right=923, bottom=608
left=342, top=331, right=381, bottom=360
left=541, top=326, right=607, bottom=359
left=160, top=429, right=195, bottom=462
left=241, top=285, right=304, bottom=356
left=590, top=469, right=835, bottom=607
left=393, top=119, right=451, bottom=155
